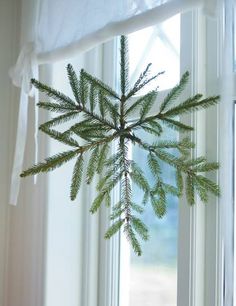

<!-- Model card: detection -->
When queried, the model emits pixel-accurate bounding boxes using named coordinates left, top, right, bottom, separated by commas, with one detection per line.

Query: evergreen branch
left=90, top=193, right=106, bottom=214
left=162, top=95, right=220, bottom=117
left=91, top=171, right=123, bottom=213
left=128, top=134, right=184, bottom=169
left=160, top=117, right=194, bottom=132
left=140, top=91, right=157, bottom=120
left=72, top=125, right=107, bottom=141
left=105, top=219, right=125, bottom=239
left=40, top=126, right=79, bottom=147
left=103, top=97, right=119, bottom=126
left=152, top=138, right=195, bottom=156
left=127, top=111, right=162, bottom=131
left=86, top=146, right=100, bottom=184
left=150, top=192, right=166, bottom=218
left=180, top=137, right=196, bottom=148
left=99, top=90, right=106, bottom=118
left=105, top=151, right=123, bottom=167
left=37, top=102, right=77, bottom=113
left=69, top=121, right=110, bottom=137
left=176, top=170, right=183, bottom=196
left=119, top=137, right=132, bottom=227
left=110, top=201, right=124, bottom=220
left=20, top=149, right=79, bottom=177
left=195, top=175, right=220, bottom=196
left=148, top=153, right=162, bottom=176
left=128, top=94, right=218, bottom=132
left=192, top=162, right=219, bottom=172
left=145, top=120, right=163, bottom=134
left=162, top=183, right=180, bottom=196
left=153, top=138, right=191, bottom=149
left=130, top=63, right=152, bottom=91
left=79, top=69, right=89, bottom=105
left=186, top=174, right=195, bottom=205
left=124, top=223, right=142, bottom=256
left=77, top=102, right=118, bottom=131
left=159, top=71, right=190, bottom=112
left=21, top=37, right=220, bottom=256
left=125, top=91, right=157, bottom=117
left=195, top=177, right=208, bottom=203
left=104, top=193, right=113, bottom=208
left=140, top=124, right=162, bottom=136
left=130, top=162, right=150, bottom=193
left=39, top=111, right=79, bottom=129
left=89, top=83, right=96, bottom=112
left=75, top=131, right=121, bottom=155
left=67, top=64, right=81, bottom=104
left=32, top=79, right=76, bottom=106
left=155, top=149, right=187, bottom=169
left=97, top=170, right=123, bottom=196
left=185, top=156, right=207, bottom=166
left=131, top=203, right=144, bottom=214
left=142, top=192, right=149, bottom=205
left=131, top=217, right=149, bottom=241
left=126, top=71, right=164, bottom=99
left=97, top=143, right=110, bottom=173
left=81, top=69, right=120, bottom=100
left=70, top=155, right=84, bottom=200
left=129, top=135, right=219, bottom=205
left=120, top=35, right=129, bottom=96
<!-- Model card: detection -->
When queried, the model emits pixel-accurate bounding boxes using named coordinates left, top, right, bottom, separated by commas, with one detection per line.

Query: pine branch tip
left=31, top=78, right=37, bottom=86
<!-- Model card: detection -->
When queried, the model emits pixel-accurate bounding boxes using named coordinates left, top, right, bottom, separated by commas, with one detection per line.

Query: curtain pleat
left=9, top=0, right=217, bottom=205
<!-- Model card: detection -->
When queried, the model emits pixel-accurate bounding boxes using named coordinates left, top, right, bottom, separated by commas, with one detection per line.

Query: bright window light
left=119, top=15, right=180, bottom=306
left=128, top=14, right=180, bottom=93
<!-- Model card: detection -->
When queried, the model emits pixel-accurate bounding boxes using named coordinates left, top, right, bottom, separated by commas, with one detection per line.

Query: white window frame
left=117, top=9, right=225, bottom=306
left=5, top=8, right=226, bottom=306
left=177, top=9, right=231, bottom=306
left=205, top=3, right=235, bottom=306
left=43, top=40, right=121, bottom=306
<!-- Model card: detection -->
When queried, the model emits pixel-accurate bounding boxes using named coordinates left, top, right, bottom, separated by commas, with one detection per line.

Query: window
left=119, top=15, right=180, bottom=306
left=120, top=130, right=179, bottom=306
left=4, top=2, right=232, bottom=306
left=205, top=5, right=235, bottom=306
left=41, top=9, right=223, bottom=306
left=44, top=43, right=121, bottom=306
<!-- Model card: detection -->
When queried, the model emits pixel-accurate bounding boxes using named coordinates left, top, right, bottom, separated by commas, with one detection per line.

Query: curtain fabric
left=9, top=0, right=216, bottom=205
left=37, top=0, right=213, bottom=63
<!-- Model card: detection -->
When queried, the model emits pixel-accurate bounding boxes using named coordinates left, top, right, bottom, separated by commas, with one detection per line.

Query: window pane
left=128, top=14, right=180, bottom=93
left=119, top=129, right=178, bottom=306
left=119, top=15, right=180, bottom=306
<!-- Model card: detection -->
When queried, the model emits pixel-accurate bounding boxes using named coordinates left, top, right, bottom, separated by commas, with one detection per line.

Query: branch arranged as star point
left=21, top=36, right=220, bottom=256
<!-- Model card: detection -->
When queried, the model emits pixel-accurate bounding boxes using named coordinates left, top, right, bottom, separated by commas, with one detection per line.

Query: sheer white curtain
left=9, top=0, right=217, bottom=206
left=37, top=0, right=211, bottom=63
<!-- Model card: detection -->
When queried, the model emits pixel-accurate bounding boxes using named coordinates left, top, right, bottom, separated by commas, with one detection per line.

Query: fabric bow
left=9, top=42, right=39, bottom=206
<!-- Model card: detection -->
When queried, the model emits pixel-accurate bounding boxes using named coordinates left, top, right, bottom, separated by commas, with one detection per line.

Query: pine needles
left=21, top=36, right=220, bottom=256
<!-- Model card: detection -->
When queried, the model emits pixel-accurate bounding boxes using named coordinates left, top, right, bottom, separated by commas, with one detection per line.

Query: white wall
left=0, top=0, right=20, bottom=305
left=0, top=1, right=47, bottom=306
left=0, top=2, right=115, bottom=305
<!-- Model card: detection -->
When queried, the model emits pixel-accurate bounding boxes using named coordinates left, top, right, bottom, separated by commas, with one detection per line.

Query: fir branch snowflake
left=20, top=36, right=220, bottom=256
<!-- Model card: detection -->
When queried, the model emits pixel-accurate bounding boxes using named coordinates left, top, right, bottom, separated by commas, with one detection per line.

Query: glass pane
left=128, top=14, right=180, bottom=93
left=119, top=15, right=180, bottom=306
left=122, top=129, right=178, bottom=306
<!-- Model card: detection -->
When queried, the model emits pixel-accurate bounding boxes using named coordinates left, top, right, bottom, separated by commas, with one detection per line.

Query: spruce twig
left=21, top=35, right=220, bottom=256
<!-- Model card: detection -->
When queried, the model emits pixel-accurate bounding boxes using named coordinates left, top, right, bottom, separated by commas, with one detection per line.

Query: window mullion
left=177, top=10, right=207, bottom=306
